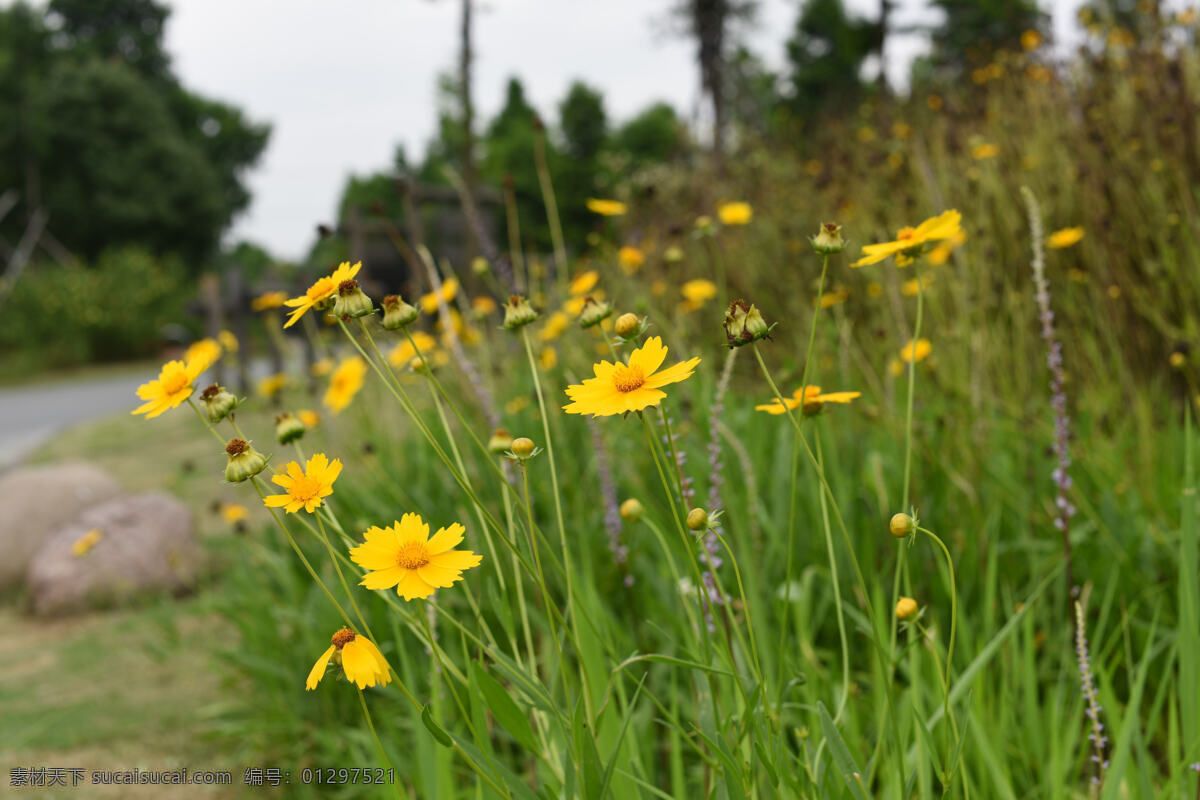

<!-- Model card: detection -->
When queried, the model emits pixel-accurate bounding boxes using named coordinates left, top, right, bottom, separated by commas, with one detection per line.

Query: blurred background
left=2, top=0, right=1199, bottom=797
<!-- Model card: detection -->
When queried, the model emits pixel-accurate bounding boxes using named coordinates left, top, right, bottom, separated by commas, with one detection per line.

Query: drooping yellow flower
left=220, top=503, right=248, bottom=524
left=298, top=409, right=321, bottom=428
left=306, top=628, right=391, bottom=690
left=283, top=262, right=361, bottom=328
left=852, top=210, right=962, bottom=267
left=183, top=338, right=222, bottom=372
left=257, top=372, right=288, bottom=399
left=252, top=290, right=288, bottom=311
left=1047, top=227, right=1085, bottom=249
left=217, top=330, right=239, bottom=354
left=900, top=338, right=932, bottom=363
left=971, top=143, right=999, bottom=160
left=680, top=279, right=718, bottom=311
left=618, top=245, right=645, bottom=275
left=263, top=452, right=342, bottom=514
left=569, top=270, right=600, bottom=296
left=587, top=198, right=627, bottom=216
left=324, top=356, right=367, bottom=414
left=132, top=358, right=207, bottom=418
left=419, top=277, right=460, bottom=314
left=388, top=331, right=438, bottom=369
left=349, top=513, right=483, bottom=601
left=71, top=528, right=103, bottom=557
left=717, top=201, right=753, bottom=226
left=563, top=336, right=700, bottom=417
left=755, top=386, right=861, bottom=416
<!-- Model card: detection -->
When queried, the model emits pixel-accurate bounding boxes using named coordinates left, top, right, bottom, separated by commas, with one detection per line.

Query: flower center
left=613, top=365, right=646, bottom=393
left=290, top=475, right=322, bottom=501
left=897, top=226, right=917, bottom=242
left=331, top=628, right=356, bottom=649
left=396, top=542, right=431, bottom=570
left=162, top=370, right=190, bottom=395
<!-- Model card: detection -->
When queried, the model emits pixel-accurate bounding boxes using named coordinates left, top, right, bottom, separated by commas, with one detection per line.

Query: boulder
left=26, top=493, right=201, bottom=616
left=0, top=461, right=122, bottom=590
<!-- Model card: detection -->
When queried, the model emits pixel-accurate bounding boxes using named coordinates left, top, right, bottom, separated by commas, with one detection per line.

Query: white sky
left=161, top=0, right=1091, bottom=260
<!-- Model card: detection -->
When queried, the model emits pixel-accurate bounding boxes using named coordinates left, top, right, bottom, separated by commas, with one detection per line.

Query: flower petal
left=643, top=357, right=701, bottom=389
left=426, top=523, right=465, bottom=555
left=306, top=645, right=335, bottom=690
left=628, top=336, right=667, bottom=376
left=431, top=550, right=483, bottom=571
left=360, top=566, right=406, bottom=591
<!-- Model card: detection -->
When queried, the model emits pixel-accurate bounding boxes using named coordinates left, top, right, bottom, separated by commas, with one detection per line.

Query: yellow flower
left=388, top=331, right=438, bottom=369
left=505, top=395, right=530, bottom=415
left=1021, top=29, right=1042, bottom=50
left=651, top=280, right=667, bottom=297
left=1047, top=227, right=1085, bottom=249
left=252, top=290, right=288, bottom=311
left=257, top=373, right=288, bottom=399
left=306, top=628, right=391, bottom=690
left=852, top=210, right=962, bottom=267
left=263, top=452, right=342, bottom=514
left=132, top=358, right=207, bottom=418
left=889, top=358, right=904, bottom=377
left=901, top=274, right=934, bottom=296
left=819, top=287, right=851, bottom=308
left=927, top=230, right=967, bottom=266
left=569, top=270, right=600, bottom=296
left=563, top=336, right=700, bottom=417
left=540, top=311, right=571, bottom=342
left=971, top=143, right=999, bottom=160
left=349, top=513, right=483, bottom=601
left=1170, top=351, right=1186, bottom=368
left=283, top=261, right=361, bottom=328
left=564, top=290, right=606, bottom=316
left=680, top=279, right=718, bottom=310
left=618, top=245, right=645, bottom=275
left=419, top=277, right=460, bottom=314
left=1107, top=285, right=1121, bottom=299
left=217, top=330, right=239, bottom=354
left=298, top=409, right=321, bottom=428
left=896, top=596, right=919, bottom=620
left=220, top=503, right=248, bottom=524
left=900, top=338, right=932, bottom=363
left=717, top=201, right=752, bottom=226
left=539, top=346, right=558, bottom=370
left=471, top=296, right=498, bottom=316
left=71, top=528, right=103, bottom=557
left=184, top=338, right=222, bottom=371
left=755, top=386, right=861, bottom=416
left=586, top=198, right=627, bottom=216
left=310, top=358, right=334, bottom=377
left=324, top=356, right=367, bottom=414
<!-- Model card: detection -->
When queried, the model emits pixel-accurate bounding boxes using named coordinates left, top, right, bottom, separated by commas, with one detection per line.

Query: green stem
left=919, top=526, right=958, bottom=783
left=356, top=688, right=404, bottom=799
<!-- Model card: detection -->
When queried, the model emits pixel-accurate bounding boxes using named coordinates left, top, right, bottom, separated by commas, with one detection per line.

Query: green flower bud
left=381, top=294, right=420, bottom=330
left=224, top=439, right=269, bottom=483
left=578, top=296, right=613, bottom=329
left=811, top=222, right=846, bottom=255
left=333, top=279, right=374, bottom=318
left=275, top=412, right=307, bottom=444
left=200, top=383, right=239, bottom=423
left=503, top=295, right=539, bottom=330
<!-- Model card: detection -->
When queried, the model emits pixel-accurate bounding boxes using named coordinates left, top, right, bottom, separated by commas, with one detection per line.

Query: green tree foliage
left=0, top=1, right=269, bottom=269
left=612, top=103, right=683, bottom=169
left=929, top=0, right=1044, bottom=72
left=783, top=0, right=878, bottom=126
left=556, top=81, right=608, bottom=244
left=481, top=78, right=549, bottom=248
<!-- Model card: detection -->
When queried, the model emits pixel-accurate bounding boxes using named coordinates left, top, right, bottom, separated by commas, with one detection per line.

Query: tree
left=613, top=103, right=683, bottom=168
left=557, top=81, right=608, bottom=243
left=48, top=0, right=172, bottom=82
left=929, top=0, right=1044, bottom=72
left=784, top=0, right=878, bottom=125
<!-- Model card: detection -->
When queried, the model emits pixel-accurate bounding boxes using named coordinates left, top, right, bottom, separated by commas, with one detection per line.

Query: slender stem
left=187, top=398, right=228, bottom=446
left=919, top=526, right=958, bottom=780
left=356, top=688, right=403, bottom=799
left=816, top=433, right=851, bottom=721
left=315, top=513, right=373, bottom=638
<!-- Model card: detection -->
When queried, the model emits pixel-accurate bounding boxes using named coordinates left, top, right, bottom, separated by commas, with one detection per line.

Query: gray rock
left=26, top=493, right=201, bottom=616
left=0, top=461, right=122, bottom=590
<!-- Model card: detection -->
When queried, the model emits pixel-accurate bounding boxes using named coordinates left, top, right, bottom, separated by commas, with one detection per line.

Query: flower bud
left=889, top=512, right=914, bottom=538
left=503, top=295, right=539, bottom=330
left=224, top=438, right=269, bottom=483
left=664, top=245, right=685, bottom=264
left=381, top=294, right=420, bottom=330
left=275, top=412, right=307, bottom=444
left=578, top=296, right=613, bottom=329
left=686, top=508, right=709, bottom=531
left=614, top=313, right=639, bottom=338
left=895, top=596, right=919, bottom=620
left=811, top=222, right=846, bottom=255
left=333, top=279, right=374, bottom=319
left=200, top=383, right=239, bottom=423
left=488, top=428, right=514, bottom=454
left=510, top=437, right=536, bottom=458
left=619, top=498, right=644, bottom=522
left=724, top=300, right=774, bottom=347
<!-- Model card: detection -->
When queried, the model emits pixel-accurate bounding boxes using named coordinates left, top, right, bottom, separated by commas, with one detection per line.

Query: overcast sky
left=162, top=0, right=1092, bottom=260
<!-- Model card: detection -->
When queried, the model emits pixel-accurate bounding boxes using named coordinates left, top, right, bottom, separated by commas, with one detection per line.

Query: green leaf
left=420, top=704, right=453, bottom=747
left=472, top=662, right=540, bottom=753
left=818, top=702, right=871, bottom=800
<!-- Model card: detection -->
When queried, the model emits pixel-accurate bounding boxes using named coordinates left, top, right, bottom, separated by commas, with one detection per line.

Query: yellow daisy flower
left=680, top=279, right=718, bottom=310
left=263, top=453, right=342, bottom=514
left=471, top=296, right=498, bottom=316
left=252, top=290, right=289, bottom=311
left=220, top=503, right=249, bottom=524
left=132, top=358, right=207, bottom=418
left=540, top=311, right=571, bottom=342
left=900, top=338, right=932, bottom=363
left=569, top=270, right=600, bottom=296
left=217, top=330, right=239, bottom=354
left=927, top=230, right=967, bottom=266
left=306, top=628, right=391, bottom=690
left=1047, top=227, right=1084, bottom=249
left=257, top=372, right=288, bottom=399
left=540, top=346, right=558, bottom=370
left=388, top=331, right=437, bottom=369
left=349, top=513, right=483, bottom=601
left=717, top=201, right=753, bottom=226
left=283, top=261, right=361, bottom=328
left=852, top=210, right=962, bottom=267
left=755, top=386, right=861, bottom=416
left=618, top=245, right=646, bottom=275
left=71, top=528, right=103, bottom=557
left=297, top=409, right=321, bottom=428
left=563, top=336, right=701, bottom=417
left=419, top=277, right=460, bottom=315
left=586, top=198, right=627, bottom=216
left=971, top=143, right=999, bottom=160
left=324, top=356, right=367, bottom=414
left=184, top=338, right=222, bottom=371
